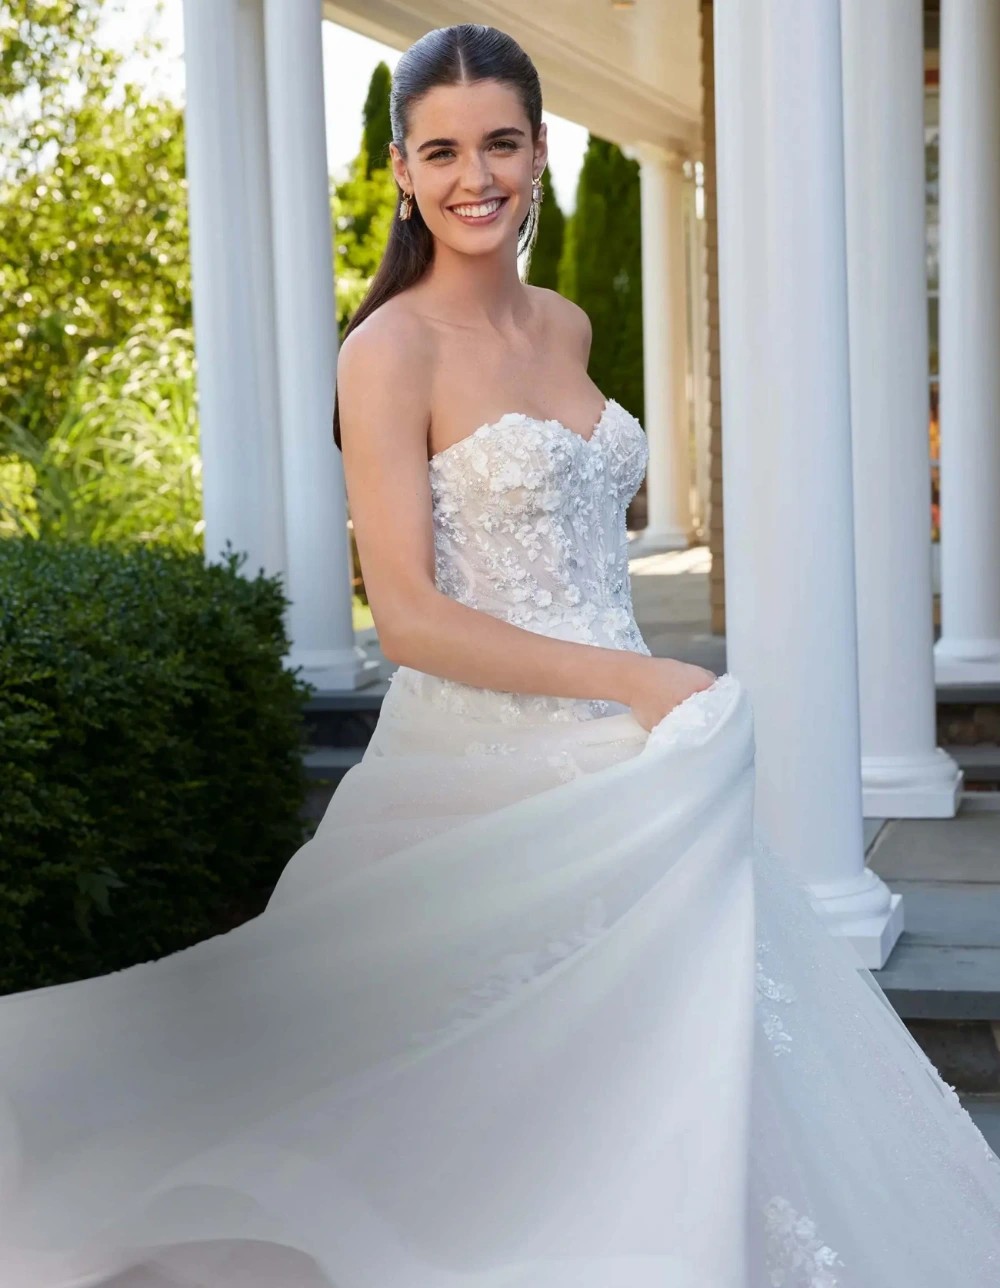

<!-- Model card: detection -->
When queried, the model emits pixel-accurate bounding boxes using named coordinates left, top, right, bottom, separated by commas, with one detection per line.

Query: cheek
left=417, top=172, right=452, bottom=207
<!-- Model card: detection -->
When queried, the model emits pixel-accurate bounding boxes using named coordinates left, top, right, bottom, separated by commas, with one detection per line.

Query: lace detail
left=389, top=399, right=652, bottom=725
left=756, top=936, right=797, bottom=1057
left=463, top=739, right=519, bottom=756
left=764, top=1196, right=845, bottom=1286
left=545, top=749, right=586, bottom=783
left=646, top=674, right=742, bottom=749
left=428, top=401, right=646, bottom=646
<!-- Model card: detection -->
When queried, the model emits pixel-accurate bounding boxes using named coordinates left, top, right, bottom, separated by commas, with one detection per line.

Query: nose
left=458, top=149, right=493, bottom=195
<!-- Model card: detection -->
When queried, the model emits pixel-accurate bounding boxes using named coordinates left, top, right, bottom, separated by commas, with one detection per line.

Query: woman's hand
left=627, top=658, right=718, bottom=733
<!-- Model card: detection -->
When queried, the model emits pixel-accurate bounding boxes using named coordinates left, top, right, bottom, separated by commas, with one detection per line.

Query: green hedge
left=0, top=538, right=315, bottom=994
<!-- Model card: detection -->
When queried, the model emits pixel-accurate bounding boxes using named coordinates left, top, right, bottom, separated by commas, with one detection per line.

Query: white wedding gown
left=3, top=397, right=1000, bottom=1287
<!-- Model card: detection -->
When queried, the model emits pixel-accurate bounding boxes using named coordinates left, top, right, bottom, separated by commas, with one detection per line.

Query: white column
left=182, top=0, right=286, bottom=583
left=934, top=0, right=1000, bottom=683
left=714, top=0, right=902, bottom=968
left=686, top=177, right=710, bottom=541
left=632, top=145, right=692, bottom=553
left=842, top=0, right=962, bottom=818
left=263, top=0, right=377, bottom=690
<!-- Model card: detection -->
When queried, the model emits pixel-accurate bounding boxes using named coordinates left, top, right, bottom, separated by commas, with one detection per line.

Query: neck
left=422, top=238, right=528, bottom=328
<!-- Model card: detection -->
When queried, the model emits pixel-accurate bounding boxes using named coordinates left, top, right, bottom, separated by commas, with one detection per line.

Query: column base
left=630, top=526, right=692, bottom=556
left=806, top=865, right=905, bottom=969
left=284, top=645, right=381, bottom=692
left=934, top=637, right=1000, bottom=684
left=861, top=748, right=964, bottom=818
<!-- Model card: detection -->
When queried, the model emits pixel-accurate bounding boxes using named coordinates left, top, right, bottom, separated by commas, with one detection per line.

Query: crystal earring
left=398, top=191, right=414, bottom=221
left=531, top=175, right=543, bottom=206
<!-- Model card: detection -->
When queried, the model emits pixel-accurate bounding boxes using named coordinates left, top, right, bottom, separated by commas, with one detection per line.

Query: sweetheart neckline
left=427, top=397, right=619, bottom=469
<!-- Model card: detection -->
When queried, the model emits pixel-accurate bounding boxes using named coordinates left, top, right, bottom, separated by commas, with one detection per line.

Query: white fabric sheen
left=1, top=399, right=1000, bottom=1286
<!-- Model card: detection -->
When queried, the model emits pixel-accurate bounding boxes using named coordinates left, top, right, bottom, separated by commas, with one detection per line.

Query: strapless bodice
left=386, top=399, right=652, bottom=725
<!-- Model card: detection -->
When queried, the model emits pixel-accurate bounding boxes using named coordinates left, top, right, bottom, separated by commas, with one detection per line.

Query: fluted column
left=842, top=0, right=962, bottom=817
left=632, top=144, right=692, bottom=553
left=182, top=0, right=286, bottom=583
left=263, top=0, right=377, bottom=690
left=714, top=0, right=903, bottom=967
left=934, top=0, right=1000, bottom=683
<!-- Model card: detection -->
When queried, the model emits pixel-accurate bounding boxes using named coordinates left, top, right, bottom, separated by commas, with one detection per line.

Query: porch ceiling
left=324, top=0, right=702, bottom=156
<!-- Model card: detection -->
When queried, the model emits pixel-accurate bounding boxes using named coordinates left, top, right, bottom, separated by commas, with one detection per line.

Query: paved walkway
left=628, top=543, right=727, bottom=675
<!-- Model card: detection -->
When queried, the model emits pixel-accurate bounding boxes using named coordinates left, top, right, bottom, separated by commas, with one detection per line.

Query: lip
left=447, top=195, right=509, bottom=225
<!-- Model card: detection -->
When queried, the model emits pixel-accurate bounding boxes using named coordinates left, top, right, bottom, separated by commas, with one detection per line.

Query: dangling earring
left=398, top=191, right=414, bottom=221
left=531, top=174, right=544, bottom=206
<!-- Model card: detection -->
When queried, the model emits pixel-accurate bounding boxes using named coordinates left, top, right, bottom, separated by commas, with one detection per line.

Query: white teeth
left=451, top=198, right=503, bottom=218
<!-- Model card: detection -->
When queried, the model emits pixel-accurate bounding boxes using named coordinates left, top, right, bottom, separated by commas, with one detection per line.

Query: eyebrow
left=416, top=126, right=526, bottom=154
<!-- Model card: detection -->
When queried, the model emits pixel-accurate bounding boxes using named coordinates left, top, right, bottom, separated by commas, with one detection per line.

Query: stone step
left=298, top=748, right=366, bottom=827
left=302, top=695, right=385, bottom=750
left=873, top=941, right=1000, bottom=1021
left=944, top=744, right=1000, bottom=783
left=937, top=682, right=1000, bottom=705
left=937, top=683, right=1000, bottom=780
left=903, top=1019, right=1000, bottom=1093
left=302, top=745, right=366, bottom=779
left=962, top=1092, right=1000, bottom=1157
left=868, top=815, right=1000, bottom=1029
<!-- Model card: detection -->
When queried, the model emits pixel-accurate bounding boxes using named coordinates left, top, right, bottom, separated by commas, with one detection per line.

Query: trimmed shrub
left=0, top=537, right=314, bottom=993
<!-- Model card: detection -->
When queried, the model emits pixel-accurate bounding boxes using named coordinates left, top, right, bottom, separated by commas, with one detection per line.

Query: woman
left=2, top=22, right=1000, bottom=1288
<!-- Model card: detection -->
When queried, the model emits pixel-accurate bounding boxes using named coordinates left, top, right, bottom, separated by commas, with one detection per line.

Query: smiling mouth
left=448, top=196, right=508, bottom=219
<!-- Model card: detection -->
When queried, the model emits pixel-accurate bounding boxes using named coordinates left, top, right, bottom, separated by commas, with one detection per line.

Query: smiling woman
left=415, top=124, right=527, bottom=224
left=391, top=80, right=543, bottom=247
left=331, top=25, right=548, bottom=451
left=5, top=19, right=1000, bottom=1288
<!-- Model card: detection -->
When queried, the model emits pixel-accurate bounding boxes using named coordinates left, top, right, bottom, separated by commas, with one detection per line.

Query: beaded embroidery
left=400, top=401, right=650, bottom=724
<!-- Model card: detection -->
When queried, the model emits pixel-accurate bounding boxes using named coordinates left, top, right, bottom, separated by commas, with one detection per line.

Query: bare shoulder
left=528, top=286, right=592, bottom=352
left=338, top=296, right=433, bottom=391
left=337, top=297, right=435, bottom=451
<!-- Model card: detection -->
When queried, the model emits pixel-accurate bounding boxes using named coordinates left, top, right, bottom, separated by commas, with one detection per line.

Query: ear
left=533, top=122, right=549, bottom=181
left=389, top=142, right=411, bottom=194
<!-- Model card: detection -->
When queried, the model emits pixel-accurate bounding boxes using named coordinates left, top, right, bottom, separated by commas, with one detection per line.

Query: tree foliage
left=0, top=0, right=190, bottom=439
left=0, top=325, right=200, bottom=549
left=332, top=62, right=397, bottom=333
left=558, top=135, right=644, bottom=419
left=332, top=162, right=396, bottom=332
left=362, top=61, right=393, bottom=177
left=526, top=160, right=566, bottom=291
left=0, top=0, right=110, bottom=110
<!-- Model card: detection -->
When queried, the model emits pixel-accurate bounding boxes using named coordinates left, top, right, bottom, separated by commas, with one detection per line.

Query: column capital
left=622, top=141, right=687, bottom=173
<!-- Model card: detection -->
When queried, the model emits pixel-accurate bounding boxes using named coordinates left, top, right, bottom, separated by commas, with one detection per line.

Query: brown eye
left=426, top=139, right=517, bottom=161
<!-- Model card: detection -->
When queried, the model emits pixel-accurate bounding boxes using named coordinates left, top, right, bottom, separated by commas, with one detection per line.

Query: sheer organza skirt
left=1, top=670, right=999, bottom=1286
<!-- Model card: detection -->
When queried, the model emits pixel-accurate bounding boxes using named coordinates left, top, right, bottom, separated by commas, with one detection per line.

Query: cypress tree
left=333, top=64, right=397, bottom=331
left=527, top=161, right=566, bottom=290
left=362, top=62, right=393, bottom=176
left=558, top=135, right=644, bottom=420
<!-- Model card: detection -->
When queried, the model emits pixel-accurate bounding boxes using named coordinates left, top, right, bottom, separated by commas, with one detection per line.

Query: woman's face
left=390, top=79, right=547, bottom=258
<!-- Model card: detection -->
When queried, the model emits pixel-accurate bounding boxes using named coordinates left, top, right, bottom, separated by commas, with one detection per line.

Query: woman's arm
left=336, top=311, right=649, bottom=708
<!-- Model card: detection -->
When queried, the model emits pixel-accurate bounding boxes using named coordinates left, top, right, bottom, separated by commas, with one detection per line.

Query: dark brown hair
left=332, top=24, right=543, bottom=450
